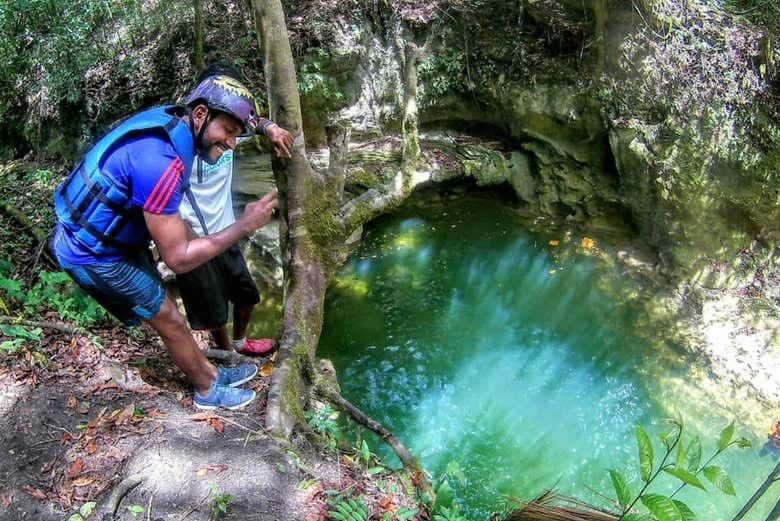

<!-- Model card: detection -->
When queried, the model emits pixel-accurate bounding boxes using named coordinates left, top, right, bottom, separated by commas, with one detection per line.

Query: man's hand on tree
left=266, top=124, right=293, bottom=158
left=238, top=188, right=279, bottom=234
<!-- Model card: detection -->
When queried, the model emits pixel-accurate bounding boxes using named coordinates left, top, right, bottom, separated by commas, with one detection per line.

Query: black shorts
left=176, top=244, right=260, bottom=330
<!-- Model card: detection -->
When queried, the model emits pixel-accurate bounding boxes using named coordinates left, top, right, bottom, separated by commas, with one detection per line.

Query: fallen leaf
left=67, top=395, right=77, bottom=409
left=411, top=472, right=422, bottom=486
left=67, top=458, right=83, bottom=479
left=581, top=237, right=596, bottom=249
left=207, top=418, right=224, bottom=433
left=70, top=336, right=79, bottom=357
left=23, top=485, right=46, bottom=501
left=59, top=432, right=72, bottom=445
left=259, top=362, right=274, bottom=377
left=549, top=239, right=560, bottom=246
left=1, top=494, right=11, bottom=507
left=71, top=475, right=98, bottom=487
left=86, top=439, right=97, bottom=454
left=192, top=412, right=218, bottom=421
left=195, top=464, right=229, bottom=477
left=379, top=494, right=394, bottom=509
left=146, top=408, right=168, bottom=418
left=105, top=446, right=126, bottom=461
left=91, top=382, right=120, bottom=394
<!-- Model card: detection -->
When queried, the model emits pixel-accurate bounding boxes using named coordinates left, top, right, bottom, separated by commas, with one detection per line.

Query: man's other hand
left=239, top=188, right=279, bottom=234
left=267, top=124, right=294, bottom=158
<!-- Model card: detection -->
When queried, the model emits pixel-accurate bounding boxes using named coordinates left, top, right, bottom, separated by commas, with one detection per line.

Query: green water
left=318, top=189, right=778, bottom=520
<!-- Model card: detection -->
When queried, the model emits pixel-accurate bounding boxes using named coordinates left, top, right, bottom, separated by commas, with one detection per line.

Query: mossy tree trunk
left=251, top=2, right=429, bottom=482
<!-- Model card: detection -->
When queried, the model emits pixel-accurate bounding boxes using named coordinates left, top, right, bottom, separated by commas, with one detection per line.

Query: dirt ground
left=0, top=325, right=419, bottom=521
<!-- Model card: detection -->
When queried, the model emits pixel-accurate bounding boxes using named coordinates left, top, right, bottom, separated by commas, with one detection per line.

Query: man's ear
left=191, top=104, right=209, bottom=132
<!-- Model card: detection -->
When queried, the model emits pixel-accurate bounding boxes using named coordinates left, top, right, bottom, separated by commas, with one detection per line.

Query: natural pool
left=318, top=187, right=779, bottom=520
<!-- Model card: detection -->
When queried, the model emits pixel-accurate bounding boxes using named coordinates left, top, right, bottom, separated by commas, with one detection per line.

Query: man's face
left=193, top=106, right=244, bottom=164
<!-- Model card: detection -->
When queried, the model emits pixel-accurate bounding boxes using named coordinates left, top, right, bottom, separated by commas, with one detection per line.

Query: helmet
left=186, top=75, right=261, bottom=136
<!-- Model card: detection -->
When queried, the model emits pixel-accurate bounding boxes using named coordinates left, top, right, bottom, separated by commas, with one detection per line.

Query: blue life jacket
left=54, top=106, right=196, bottom=256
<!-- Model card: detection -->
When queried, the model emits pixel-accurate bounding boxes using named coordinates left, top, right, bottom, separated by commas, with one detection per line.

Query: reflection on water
left=318, top=190, right=777, bottom=520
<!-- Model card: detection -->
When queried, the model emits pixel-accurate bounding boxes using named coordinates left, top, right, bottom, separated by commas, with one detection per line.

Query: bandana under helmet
left=186, top=75, right=261, bottom=137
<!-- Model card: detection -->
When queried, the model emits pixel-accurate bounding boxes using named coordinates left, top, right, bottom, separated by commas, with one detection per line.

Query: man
left=53, top=73, right=292, bottom=410
left=177, top=64, right=292, bottom=355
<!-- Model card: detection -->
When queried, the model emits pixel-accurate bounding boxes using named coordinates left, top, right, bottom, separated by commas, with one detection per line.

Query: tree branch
left=0, top=316, right=81, bottom=334
left=314, top=383, right=431, bottom=493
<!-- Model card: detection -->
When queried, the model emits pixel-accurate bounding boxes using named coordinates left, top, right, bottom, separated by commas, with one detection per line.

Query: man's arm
left=145, top=188, right=278, bottom=274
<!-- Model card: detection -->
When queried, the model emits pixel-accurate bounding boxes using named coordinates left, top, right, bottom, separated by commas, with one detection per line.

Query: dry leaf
left=207, top=418, right=225, bottom=433
left=1, top=494, right=11, bottom=507
left=67, top=395, right=77, bottom=409
left=71, top=475, right=97, bottom=487
left=549, top=239, right=560, bottom=246
left=379, top=494, right=394, bottom=509
left=86, top=439, right=97, bottom=454
left=192, top=412, right=218, bottom=421
left=23, top=485, right=46, bottom=501
left=67, top=458, right=83, bottom=479
left=259, top=362, right=274, bottom=377
left=59, top=432, right=72, bottom=445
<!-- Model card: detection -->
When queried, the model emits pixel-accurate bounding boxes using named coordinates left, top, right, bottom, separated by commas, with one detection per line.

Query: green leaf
left=718, top=421, right=735, bottom=451
left=127, top=505, right=144, bottom=514
left=640, top=493, right=684, bottom=521
left=673, top=500, right=698, bottom=521
left=434, top=480, right=454, bottom=511
left=79, top=501, right=96, bottom=517
left=675, top=437, right=688, bottom=469
left=68, top=515, right=84, bottom=521
left=361, top=439, right=370, bottom=463
left=622, top=515, right=654, bottom=521
left=703, top=466, right=736, bottom=496
left=636, top=425, right=654, bottom=482
left=609, top=469, right=632, bottom=508
left=735, top=437, right=753, bottom=449
left=685, top=436, right=701, bottom=472
left=367, top=466, right=385, bottom=475
left=663, top=466, right=707, bottom=490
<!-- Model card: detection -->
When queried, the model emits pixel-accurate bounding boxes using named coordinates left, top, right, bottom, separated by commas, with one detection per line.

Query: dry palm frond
left=504, top=489, right=621, bottom=521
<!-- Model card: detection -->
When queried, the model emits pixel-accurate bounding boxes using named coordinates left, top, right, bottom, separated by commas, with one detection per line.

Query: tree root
left=202, top=348, right=269, bottom=366
left=314, top=384, right=432, bottom=493
left=0, top=316, right=82, bottom=334
left=98, top=474, right=144, bottom=521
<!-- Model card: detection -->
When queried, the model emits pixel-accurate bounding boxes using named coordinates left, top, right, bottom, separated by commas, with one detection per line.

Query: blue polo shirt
left=54, top=133, right=186, bottom=264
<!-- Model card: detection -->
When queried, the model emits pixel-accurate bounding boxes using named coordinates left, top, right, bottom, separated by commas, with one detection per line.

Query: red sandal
left=237, top=338, right=275, bottom=355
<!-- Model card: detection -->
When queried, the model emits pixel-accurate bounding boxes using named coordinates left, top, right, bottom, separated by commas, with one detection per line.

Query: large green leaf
left=663, top=466, right=707, bottom=491
left=641, top=493, right=684, bottom=521
left=636, top=425, right=655, bottom=482
left=703, top=466, right=736, bottom=496
left=609, top=469, right=632, bottom=508
left=622, top=515, right=654, bottom=521
left=673, top=500, right=698, bottom=521
left=717, top=421, right=735, bottom=451
left=685, top=437, right=701, bottom=472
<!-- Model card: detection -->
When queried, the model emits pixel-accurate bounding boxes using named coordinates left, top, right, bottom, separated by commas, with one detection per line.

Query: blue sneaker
left=194, top=383, right=256, bottom=410
left=215, top=364, right=258, bottom=387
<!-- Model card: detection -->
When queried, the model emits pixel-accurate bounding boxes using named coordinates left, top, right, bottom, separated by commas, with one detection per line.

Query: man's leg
left=209, top=325, right=232, bottom=350
left=232, top=303, right=255, bottom=342
left=145, top=297, right=217, bottom=395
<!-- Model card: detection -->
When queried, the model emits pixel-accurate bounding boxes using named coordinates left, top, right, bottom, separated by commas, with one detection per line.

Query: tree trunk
left=193, top=0, right=204, bottom=72
left=252, top=0, right=329, bottom=438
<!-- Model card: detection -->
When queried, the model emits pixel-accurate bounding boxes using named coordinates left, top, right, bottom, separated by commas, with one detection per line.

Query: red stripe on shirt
left=149, top=162, right=183, bottom=214
left=144, top=157, right=182, bottom=211
left=143, top=157, right=183, bottom=213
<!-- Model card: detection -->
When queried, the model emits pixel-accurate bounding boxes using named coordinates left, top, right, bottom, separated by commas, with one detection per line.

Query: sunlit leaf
left=703, top=466, right=736, bottom=496
left=636, top=425, right=654, bottom=482
left=673, top=500, right=697, bottom=521
left=735, top=437, right=752, bottom=449
left=641, top=493, right=683, bottom=521
left=685, top=436, right=701, bottom=472
left=434, top=480, right=453, bottom=511
left=609, top=469, right=632, bottom=508
left=622, top=515, right=654, bottom=521
left=361, top=439, right=371, bottom=463
left=717, top=421, right=735, bottom=451
left=663, top=466, right=706, bottom=490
